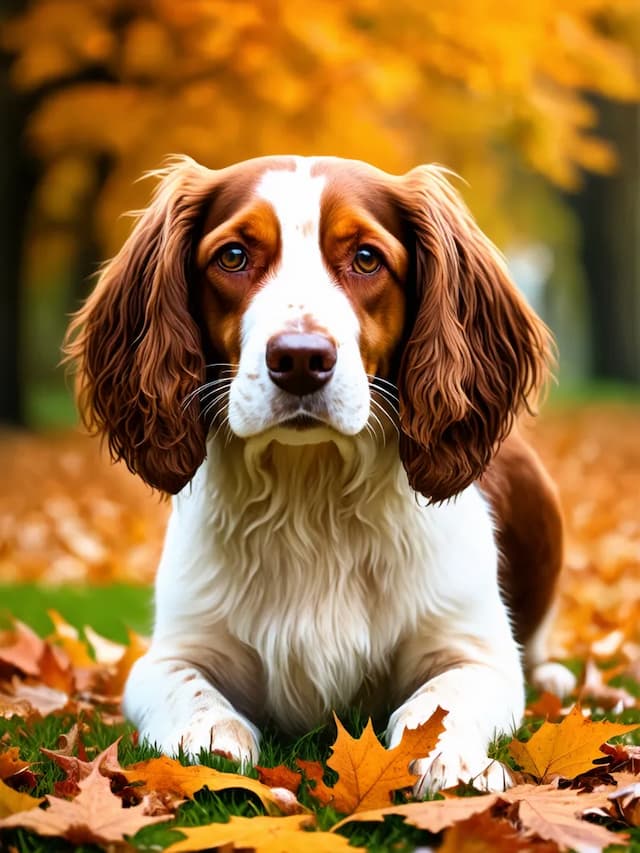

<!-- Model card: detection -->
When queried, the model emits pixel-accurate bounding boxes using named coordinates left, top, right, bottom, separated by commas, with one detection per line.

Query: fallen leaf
left=609, top=779, right=640, bottom=826
left=164, top=814, right=363, bottom=852
left=0, top=762, right=171, bottom=844
left=438, top=809, right=556, bottom=853
left=123, top=755, right=288, bottom=814
left=508, top=704, right=640, bottom=781
left=256, top=763, right=302, bottom=795
left=0, top=780, right=43, bottom=818
left=527, top=692, right=563, bottom=720
left=501, top=782, right=627, bottom=851
left=0, top=748, right=28, bottom=781
left=0, top=621, right=45, bottom=677
left=37, top=644, right=75, bottom=694
left=1, top=678, right=69, bottom=716
left=99, top=630, right=148, bottom=697
left=333, top=791, right=501, bottom=833
left=46, top=611, right=95, bottom=669
left=296, top=759, right=336, bottom=805
left=309, top=709, right=446, bottom=813
left=41, top=738, right=122, bottom=792
left=579, top=659, right=637, bottom=711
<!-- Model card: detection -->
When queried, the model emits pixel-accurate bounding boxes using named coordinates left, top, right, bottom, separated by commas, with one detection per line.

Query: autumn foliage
left=2, top=0, right=639, bottom=270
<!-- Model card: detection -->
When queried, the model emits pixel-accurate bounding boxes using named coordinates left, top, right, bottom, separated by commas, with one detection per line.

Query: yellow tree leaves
left=509, top=704, right=640, bottom=782
left=3, top=0, right=640, bottom=268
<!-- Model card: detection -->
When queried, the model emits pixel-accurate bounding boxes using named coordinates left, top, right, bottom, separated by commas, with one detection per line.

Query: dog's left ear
left=394, top=165, right=552, bottom=503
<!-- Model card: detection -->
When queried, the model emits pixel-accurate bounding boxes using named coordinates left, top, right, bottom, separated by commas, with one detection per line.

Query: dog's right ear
left=63, top=157, right=217, bottom=494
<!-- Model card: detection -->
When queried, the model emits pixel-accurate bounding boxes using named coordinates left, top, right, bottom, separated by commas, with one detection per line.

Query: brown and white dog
left=65, top=155, right=573, bottom=791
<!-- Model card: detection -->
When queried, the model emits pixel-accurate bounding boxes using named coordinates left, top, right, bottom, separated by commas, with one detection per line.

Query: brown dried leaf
left=0, top=621, right=45, bottom=677
left=334, top=791, right=501, bottom=833
left=609, top=778, right=640, bottom=826
left=501, top=782, right=627, bottom=850
left=0, top=762, right=171, bottom=844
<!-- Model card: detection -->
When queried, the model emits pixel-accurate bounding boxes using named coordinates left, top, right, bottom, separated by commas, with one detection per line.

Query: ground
left=0, top=402, right=639, bottom=852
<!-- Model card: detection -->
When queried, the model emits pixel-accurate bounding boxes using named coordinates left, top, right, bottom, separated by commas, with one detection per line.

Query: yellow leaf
left=0, top=779, right=44, bottom=818
left=508, top=704, right=640, bottom=782
left=164, top=814, right=362, bottom=852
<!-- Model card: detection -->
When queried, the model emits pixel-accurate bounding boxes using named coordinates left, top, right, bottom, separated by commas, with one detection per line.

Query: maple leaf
left=98, top=629, right=148, bottom=697
left=508, top=704, right=640, bottom=782
left=122, top=755, right=287, bottom=814
left=438, top=810, right=557, bottom=853
left=0, top=762, right=171, bottom=845
left=255, top=763, right=302, bottom=795
left=0, top=677, right=69, bottom=716
left=164, top=814, right=363, bottom=852
left=333, top=791, right=501, bottom=833
left=306, top=709, right=446, bottom=814
left=0, top=621, right=45, bottom=676
left=41, top=738, right=122, bottom=798
left=0, top=779, right=43, bottom=818
left=500, top=782, right=628, bottom=851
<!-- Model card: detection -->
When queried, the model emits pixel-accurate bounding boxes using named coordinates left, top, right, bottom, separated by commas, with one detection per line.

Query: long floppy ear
left=395, top=165, right=552, bottom=503
left=63, top=157, right=216, bottom=493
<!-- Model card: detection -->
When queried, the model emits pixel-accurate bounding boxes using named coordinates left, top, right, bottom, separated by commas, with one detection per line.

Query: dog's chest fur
left=195, top=435, right=471, bottom=731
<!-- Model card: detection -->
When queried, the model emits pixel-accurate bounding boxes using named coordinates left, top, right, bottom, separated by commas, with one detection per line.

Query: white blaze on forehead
left=255, top=158, right=326, bottom=245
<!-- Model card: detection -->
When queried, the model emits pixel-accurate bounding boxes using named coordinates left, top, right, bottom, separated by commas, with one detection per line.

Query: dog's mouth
left=279, top=414, right=326, bottom=430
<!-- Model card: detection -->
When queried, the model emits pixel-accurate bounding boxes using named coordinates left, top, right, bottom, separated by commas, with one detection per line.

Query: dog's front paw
left=411, top=735, right=512, bottom=795
left=154, top=715, right=260, bottom=766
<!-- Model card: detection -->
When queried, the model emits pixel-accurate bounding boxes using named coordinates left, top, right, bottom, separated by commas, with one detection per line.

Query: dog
left=65, top=155, right=574, bottom=791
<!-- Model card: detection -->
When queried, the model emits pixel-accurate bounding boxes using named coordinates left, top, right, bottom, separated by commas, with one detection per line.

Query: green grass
left=0, top=583, right=152, bottom=642
left=1, top=587, right=639, bottom=852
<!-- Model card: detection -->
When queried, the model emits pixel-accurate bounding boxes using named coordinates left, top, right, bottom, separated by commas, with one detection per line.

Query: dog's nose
left=266, top=333, right=337, bottom=396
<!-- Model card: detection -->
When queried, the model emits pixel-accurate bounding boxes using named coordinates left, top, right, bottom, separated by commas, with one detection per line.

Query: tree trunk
left=0, top=44, right=38, bottom=426
left=574, top=100, right=640, bottom=383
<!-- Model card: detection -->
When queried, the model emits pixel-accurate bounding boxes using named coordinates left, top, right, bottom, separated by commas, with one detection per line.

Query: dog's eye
left=353, top=246, right=382, bottom=275
left=216, top=244, right=248, bottom=272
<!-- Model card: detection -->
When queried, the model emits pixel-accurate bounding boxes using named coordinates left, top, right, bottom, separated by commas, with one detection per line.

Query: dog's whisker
left=367, top=374, right=399, bottom=393
left=368, top=407, right=386, bottom=447
left=370, top=396, right=400, bottom=439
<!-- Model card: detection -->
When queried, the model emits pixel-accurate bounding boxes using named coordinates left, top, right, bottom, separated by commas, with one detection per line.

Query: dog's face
left=196, top=157, right=408, bottom=441
left=65, top=155, right=550, bottom=501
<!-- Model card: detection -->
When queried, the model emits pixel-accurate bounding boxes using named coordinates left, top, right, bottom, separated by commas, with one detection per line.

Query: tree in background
left=1, top=0, right=639, bottom=423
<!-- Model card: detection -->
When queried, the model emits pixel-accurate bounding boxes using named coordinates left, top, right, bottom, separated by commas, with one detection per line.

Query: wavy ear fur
left=395, top=166, right=552, bottom=503
left=63, top=157, right=216, bottom=494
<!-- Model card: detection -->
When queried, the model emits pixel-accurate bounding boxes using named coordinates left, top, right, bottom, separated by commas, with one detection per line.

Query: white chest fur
left=153, top=432, right=499, bottom=731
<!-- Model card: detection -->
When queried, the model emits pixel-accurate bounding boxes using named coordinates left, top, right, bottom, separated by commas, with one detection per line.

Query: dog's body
left=66, top=155, right=571, bottom=790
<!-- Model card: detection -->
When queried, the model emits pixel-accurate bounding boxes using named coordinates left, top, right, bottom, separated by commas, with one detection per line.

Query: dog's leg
left=524, top=603, right=576, bottom=698
left=387, top=602, right=524, bottom=793
left=123, top=639, right=262, bottom=765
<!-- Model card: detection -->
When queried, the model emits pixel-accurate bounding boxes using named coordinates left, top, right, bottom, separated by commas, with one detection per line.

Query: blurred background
left=0, top=1, right=638, bottom=653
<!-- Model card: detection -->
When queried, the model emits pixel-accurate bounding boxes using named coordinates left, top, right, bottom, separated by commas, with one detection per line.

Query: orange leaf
left=255, top=763, right=302, bottom=795
left=100, top=630, right=148, bottom=697
left=164, top=814, right=363, bottom=852
left=123, top=755, right=289, bottom=814
left=0, top=620, right=45, bottom=676
left=311, top=708, right=446, bottom=814
left=0, top=747, right=29, bottom=781
left=509, top=704, right=640, bottom=782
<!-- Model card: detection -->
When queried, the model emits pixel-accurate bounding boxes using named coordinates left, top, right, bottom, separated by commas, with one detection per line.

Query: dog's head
left=64, top=155, right=551, bottom=501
